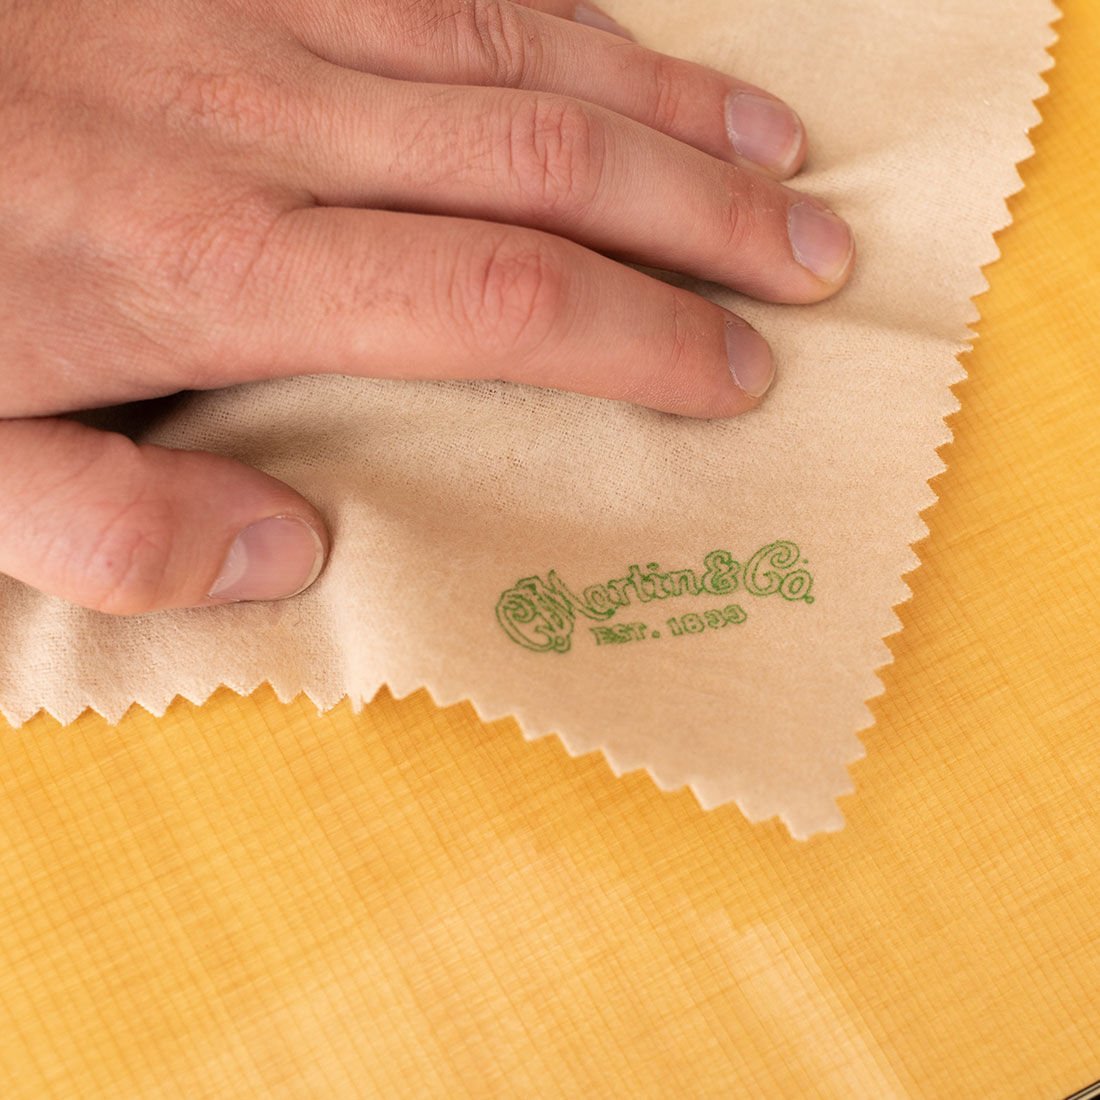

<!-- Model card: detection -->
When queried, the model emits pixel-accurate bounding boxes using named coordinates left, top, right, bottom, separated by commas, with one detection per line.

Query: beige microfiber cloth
left=0, top=0, right=1057, bottom=837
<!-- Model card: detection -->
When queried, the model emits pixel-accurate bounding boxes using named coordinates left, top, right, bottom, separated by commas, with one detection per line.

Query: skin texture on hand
left=0, top=0, right=854, bottom=614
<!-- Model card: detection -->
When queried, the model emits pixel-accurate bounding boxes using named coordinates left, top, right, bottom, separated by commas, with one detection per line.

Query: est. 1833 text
left=591, top=604, right=748, bottom=646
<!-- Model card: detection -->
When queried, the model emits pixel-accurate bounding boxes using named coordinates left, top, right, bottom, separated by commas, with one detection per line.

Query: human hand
left=0, top=0, right=854, bottom=614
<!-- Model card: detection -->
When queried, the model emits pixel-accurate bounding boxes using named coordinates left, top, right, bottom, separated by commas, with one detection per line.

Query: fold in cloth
left=0, top=0, right=1058, bottom=837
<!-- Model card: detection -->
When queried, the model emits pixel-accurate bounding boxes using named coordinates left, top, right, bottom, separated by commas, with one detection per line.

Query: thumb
left=0, top=418, right=328, bottom=615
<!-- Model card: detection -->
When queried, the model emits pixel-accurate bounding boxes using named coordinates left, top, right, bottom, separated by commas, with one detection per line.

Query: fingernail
left=787, top=202, right=854, bottom=283
left=573, top=3, right=634, bottom=39
left=209, top=515, right=326, bottom=602
left=724, top=92, right=804, bottom=176
left=725, top=319, right=775, bottom=399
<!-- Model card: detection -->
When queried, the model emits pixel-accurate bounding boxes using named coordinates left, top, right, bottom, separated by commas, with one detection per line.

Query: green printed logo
left=495, top=539, right=814, bottom=654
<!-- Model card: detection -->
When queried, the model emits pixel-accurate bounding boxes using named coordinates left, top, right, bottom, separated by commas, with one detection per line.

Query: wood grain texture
left=1, top=2, right=1097, bottom=1096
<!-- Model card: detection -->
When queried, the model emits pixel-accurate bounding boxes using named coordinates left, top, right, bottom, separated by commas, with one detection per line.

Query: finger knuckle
left=463, top=0, right=536, bottom=87
left=647, top=54, right=688, bottom=133
left=721, top=178, right=758, bottom=257
left=503, top=95, right=605, bottom=220
left=156, top=64, right=299, bottom=146
left=60, top=445, right=175, bottom=616
left=78, top=516, right=171, bottom=616
left=447, top=230, right=566, bottom=358
left=129, top=187, right=291, bottom=385
left=153, top=188, right=286, bottom=303
left=647, top=292, right=695, bottom=400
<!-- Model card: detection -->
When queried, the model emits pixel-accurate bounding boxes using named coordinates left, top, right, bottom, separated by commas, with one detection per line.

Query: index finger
left=207, top=206, right=777, bottom=417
